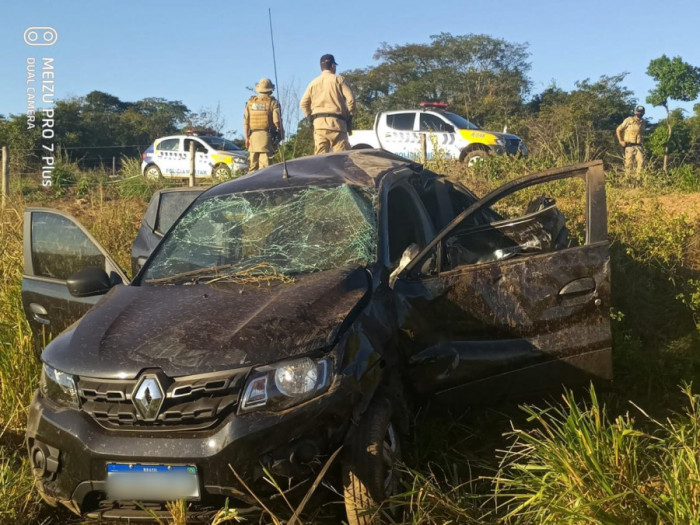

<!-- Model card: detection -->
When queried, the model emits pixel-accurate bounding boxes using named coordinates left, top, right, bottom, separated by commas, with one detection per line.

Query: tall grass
left=0, top=158, right=699, bottom=523
left=491, top=385, right=700, bottom=524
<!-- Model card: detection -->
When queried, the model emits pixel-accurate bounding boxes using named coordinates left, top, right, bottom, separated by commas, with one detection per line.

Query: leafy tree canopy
left=647, top=55, right=700, bottom=109
left=342, top=33, right=531, bottom=129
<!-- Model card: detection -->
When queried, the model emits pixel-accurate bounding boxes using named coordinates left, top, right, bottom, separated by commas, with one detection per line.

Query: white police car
left=141, top=133, right=249, bottom=180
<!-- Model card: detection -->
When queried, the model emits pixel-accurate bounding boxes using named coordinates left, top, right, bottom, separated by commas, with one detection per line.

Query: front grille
left=505, top=138, right=520, bottom=155
left=77, top=369, right=249, bottom=431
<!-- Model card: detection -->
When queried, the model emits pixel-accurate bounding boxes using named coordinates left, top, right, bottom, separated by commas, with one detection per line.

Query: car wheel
left=463, top=149, right=489, bottom=167
left=342, top=396, right=401, bottom=525
left=143, top=164, right=162, bottom=180
left=212, top=164, right=232, bottom=180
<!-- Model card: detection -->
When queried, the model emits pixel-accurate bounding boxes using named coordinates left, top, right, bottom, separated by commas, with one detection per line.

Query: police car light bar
left=420, top=102, right=448, bottom=109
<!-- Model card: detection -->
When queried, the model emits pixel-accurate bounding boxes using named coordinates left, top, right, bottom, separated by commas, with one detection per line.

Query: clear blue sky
left=2, top=0, right=699, bottom=139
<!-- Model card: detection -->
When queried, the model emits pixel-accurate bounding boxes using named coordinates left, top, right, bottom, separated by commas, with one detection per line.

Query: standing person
left=300, top=54, right=355, bottom=155
left=616, top=105, right=646, bottom=178
left=243, top=78, right=284, bottom=172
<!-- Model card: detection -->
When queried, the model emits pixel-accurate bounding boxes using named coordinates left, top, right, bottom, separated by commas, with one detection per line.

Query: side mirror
left=66, top=267, right=113, bottom=297
left=444, top=124, right=455, bottom=133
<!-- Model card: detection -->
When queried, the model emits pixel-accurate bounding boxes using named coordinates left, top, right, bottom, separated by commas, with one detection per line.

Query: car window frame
left=379, top=174, right=436, bottom=268
left=23, top=207, right=128, bottom=285
left=400, top=161, right=607, bottom=279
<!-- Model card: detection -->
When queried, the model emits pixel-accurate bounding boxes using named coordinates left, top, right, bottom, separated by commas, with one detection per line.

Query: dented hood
left=43, top=268, right=369, bottom=379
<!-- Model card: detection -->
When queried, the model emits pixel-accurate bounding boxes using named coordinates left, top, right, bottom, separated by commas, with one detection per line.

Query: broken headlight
left=240, top=356, right=332, bottom=412
left=40, top=364, right=79, bottom=409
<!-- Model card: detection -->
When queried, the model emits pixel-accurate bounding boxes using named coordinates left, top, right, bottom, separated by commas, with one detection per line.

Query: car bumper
left=26, top=379, right=355, bottom=517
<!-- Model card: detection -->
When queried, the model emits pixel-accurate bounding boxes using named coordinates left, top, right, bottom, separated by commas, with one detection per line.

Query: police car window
left=443, top=112, right=480, bottom=130
left=156, top=139, right=180, bottom=151
left=386, top=113, right=415, bottom=131
left=201, top=137, right=242, bottom=152
left=420, top=114, right=451, bottom=132
left=184, top=139, right=208, bottom=154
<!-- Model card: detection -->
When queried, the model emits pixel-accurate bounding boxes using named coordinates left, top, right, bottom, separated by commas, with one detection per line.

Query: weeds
left=0, top=158, right=699, bottom=523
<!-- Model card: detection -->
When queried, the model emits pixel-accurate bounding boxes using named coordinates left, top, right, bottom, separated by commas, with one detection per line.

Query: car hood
left=490, top=131, right=521, bottom=141
left=43, top=267, right=369, bottom=379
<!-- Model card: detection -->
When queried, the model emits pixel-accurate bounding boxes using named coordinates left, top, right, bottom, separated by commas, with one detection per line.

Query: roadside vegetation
left=1, top=31, right=700, bottom=525
left=1, top=152, right=699, bottom=523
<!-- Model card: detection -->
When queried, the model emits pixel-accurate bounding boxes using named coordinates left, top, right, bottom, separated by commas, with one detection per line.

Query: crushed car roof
left=206, top=149, right=422, bottom=196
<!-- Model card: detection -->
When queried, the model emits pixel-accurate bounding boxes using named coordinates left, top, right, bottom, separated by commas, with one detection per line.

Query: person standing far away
left=300, top=54, right=355, bottom=155
left=243, top=78, right=284, bottom=172
left=616, top=105, right=646, bottom=180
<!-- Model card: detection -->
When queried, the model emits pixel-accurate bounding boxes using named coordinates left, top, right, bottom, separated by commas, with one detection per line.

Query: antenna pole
left=269, top=8, right=289, bottom=179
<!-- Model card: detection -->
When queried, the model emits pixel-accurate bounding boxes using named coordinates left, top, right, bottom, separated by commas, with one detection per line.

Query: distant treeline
left=2, top=33, right=699, bottom=174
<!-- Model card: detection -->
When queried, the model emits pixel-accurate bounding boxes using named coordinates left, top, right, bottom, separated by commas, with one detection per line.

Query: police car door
left=419, top=112, right=459, bottom=160
left=154, top=137, right=183, bottom=176
left=377, top=112, right=419, bottom=160
left=183, top=138, right=210, bottom=177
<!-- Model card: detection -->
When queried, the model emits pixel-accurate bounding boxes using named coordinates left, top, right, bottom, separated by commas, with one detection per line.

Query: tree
left=522, top=74, right=635, bottom=163
left=342, top=33, right=531, bottom=129
left=646, top=55, right=700, bottom=171
left=646, top=108, right=692, bottom=165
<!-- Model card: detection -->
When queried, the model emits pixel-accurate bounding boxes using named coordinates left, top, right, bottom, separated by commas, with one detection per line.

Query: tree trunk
left=663, top=104, right=671, bottom=173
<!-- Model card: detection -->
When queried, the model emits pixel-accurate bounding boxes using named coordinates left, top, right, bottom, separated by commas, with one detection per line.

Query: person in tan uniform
left=243, top=78, right=284, bottom=172
left=616, top=105, right=646, bottom=177
left=300, top=54, right=355, bottom=155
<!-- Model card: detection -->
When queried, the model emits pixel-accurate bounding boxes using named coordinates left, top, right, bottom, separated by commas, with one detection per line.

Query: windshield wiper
left=145, top=264, right=237, bottom=285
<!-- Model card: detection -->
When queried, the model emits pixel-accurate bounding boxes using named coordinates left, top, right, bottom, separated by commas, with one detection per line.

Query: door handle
left=558, top=278, right=596, bottom=297
left=29, top=303, right=50, bottom=326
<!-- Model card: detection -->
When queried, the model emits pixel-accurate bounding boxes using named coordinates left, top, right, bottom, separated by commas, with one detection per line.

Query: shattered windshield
left=142, top=184, right=377, bottom=284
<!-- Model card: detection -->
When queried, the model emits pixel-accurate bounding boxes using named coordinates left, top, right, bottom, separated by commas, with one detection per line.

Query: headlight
left=240, top=356, right=331, bottom=412
left=495, top=138, right=505, bottom=147
left=40, top=364, right=79, bottom=409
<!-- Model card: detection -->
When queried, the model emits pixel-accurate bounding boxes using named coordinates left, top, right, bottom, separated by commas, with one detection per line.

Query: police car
left=349, top=103, right=528, bottom=165
left=141, top=133, right=249, bottom=180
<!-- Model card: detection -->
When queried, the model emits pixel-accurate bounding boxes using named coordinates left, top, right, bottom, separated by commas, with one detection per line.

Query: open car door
left=22, top=208, right=128, bottom=354
left=394, top=161, right=611, bottom=403
left=130, top=187, right=204, bottom=275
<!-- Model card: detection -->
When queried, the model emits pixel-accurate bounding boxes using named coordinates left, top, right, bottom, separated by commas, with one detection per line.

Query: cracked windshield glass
left=143, top=184, right=377, bottom=284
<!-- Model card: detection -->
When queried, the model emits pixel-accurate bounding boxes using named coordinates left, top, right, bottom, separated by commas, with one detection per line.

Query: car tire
left=462, top=148, right=489, bottom=167
left=351, top=144, right=373, bottom=150
left=143, top=164, right=162, bottom=180
left=212, top=164, right=231, bottom=180
left=342, top=396, right=401, bottom=525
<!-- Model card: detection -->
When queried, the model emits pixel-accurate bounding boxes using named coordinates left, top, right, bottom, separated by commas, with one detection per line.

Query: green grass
left=0, top=159, right=699, bottom=523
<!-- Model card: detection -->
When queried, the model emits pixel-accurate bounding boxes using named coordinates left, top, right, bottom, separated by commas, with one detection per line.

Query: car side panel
left=396, top=242, right=611, bottom=397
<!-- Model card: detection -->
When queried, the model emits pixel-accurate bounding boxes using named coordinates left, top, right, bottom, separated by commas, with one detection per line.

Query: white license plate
left=106, top=463, right=200, bottom=501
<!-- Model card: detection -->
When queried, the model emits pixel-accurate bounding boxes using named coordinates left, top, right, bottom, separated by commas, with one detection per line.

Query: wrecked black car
left=22, top=150, right=612, bottom=522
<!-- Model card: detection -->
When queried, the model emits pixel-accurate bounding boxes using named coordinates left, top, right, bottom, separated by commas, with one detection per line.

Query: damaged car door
left=21, top=208, right=127, bottom=352
left=394, top=161, right=612, bottom=402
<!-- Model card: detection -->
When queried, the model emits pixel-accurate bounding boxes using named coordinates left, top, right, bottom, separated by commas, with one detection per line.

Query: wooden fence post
left=188, top=141, right=196, bottom=187
left=1, top=146, right=8, bottom=208
left=420, top=134, right=427, bottom=164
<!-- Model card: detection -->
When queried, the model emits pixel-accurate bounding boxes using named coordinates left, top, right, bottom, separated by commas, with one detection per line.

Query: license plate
left=106, top=463, right=200, bottom=501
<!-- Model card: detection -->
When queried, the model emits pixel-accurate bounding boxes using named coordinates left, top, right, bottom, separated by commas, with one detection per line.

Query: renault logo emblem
left=132, top=375, right=164, bottom=421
